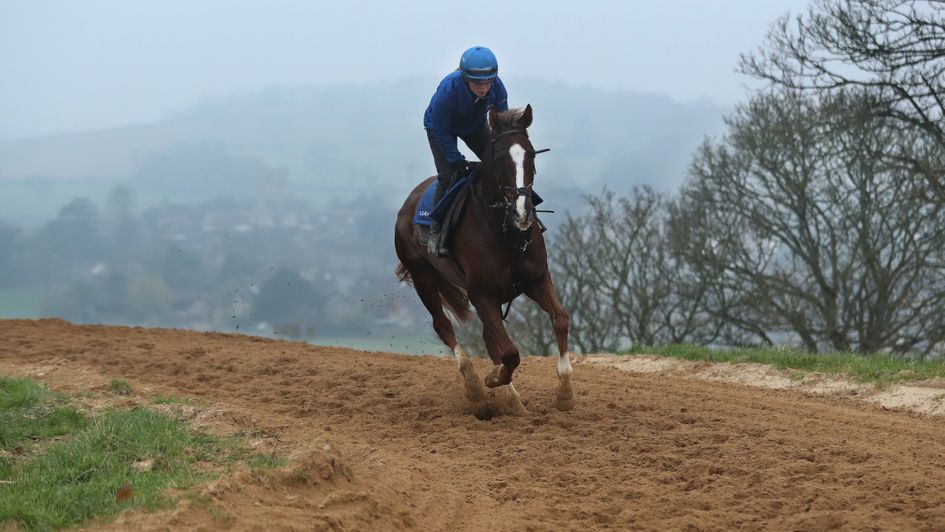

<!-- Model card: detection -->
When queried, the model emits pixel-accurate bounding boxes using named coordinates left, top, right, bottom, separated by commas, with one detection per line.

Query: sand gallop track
left=3, top=319, right=945, bottom=530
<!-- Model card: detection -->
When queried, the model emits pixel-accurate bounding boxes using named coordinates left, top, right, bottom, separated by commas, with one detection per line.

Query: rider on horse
left=423, top=45, right=509, bottom=256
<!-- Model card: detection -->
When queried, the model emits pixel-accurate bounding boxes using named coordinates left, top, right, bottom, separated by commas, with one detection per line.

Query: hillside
left=0, top=79, right=726, bottom=222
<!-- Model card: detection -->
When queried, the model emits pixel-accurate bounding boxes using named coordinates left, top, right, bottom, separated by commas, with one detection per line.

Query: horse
left=394, top=105, right=575, bottom=413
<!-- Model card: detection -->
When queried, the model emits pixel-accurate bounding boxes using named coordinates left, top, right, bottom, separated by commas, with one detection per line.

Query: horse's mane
left=490, top=107, right=528, bottom=132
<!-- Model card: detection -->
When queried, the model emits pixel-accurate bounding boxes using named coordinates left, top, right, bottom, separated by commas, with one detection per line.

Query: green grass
left=247, top=452, right=288, bottom=471
left=0, top=377, right=248, bottom=531
left=623, top=344, right=945, bottom=383
left=107, top=379, right=133, bottom=396
left=0, top=377, right=87, bottom=451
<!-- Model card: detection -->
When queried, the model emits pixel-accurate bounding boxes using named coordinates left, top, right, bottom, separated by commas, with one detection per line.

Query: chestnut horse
left=394, top=105, right=574, bottom=412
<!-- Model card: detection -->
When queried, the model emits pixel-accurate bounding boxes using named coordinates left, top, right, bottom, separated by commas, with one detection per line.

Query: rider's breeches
left=425, top=124, right=490, bottom=188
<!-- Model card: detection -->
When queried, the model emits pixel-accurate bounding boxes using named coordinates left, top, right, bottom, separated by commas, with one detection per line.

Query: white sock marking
left=453, top=345, right=469, bottom=369
left=557, top=351, right=573, bottom=376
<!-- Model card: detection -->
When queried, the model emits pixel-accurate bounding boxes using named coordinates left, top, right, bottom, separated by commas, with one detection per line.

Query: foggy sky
left=1, top=0, right=810, bottom=141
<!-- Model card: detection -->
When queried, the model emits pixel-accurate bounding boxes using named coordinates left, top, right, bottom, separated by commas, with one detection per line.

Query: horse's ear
left=488, top=108, right=499, bottom=129
left=520, top=104, right=533, bottom=128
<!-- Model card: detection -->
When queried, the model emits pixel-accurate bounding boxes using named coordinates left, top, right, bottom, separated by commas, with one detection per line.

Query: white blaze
left=509, top=143, right=528, bottom=221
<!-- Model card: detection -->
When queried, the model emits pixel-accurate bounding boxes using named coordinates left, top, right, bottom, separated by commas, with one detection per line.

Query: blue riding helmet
left=459, top=46, right=498, bottom=82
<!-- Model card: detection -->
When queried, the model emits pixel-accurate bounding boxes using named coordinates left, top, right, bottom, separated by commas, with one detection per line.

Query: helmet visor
left=461, top=67, right=497, bottom=81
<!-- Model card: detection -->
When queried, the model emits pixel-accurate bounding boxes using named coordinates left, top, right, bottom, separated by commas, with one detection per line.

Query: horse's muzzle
left=512, top=188, right=534, bottom=232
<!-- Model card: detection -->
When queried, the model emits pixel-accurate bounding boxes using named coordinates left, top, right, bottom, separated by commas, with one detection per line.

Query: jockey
left=423, top=45, right=509, bottom=255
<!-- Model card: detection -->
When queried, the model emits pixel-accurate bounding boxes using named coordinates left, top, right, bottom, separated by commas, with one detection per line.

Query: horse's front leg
left=471, top=295, right=521, bottom=388
left=524, top=274, right=575, bottom=411
left=470, top=295, right=529, bottom=416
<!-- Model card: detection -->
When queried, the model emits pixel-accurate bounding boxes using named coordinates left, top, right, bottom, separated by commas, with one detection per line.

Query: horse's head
left=487, top=104, right=536, bottom=232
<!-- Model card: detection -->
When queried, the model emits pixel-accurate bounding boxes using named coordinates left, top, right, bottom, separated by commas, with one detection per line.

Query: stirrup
left=428, top=238, right=448, bottom=256
left=427, top=226, right=448, bottom=256
left=427, top=227, right=441, bottom=255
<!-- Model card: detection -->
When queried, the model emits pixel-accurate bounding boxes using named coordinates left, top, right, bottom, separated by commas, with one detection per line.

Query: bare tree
left=586, top=188, right=722, bottom=347
left=740, top=0, right=945, bottom=198
left=667, top=195, right=771, bottom=348
left=677, top=89, right=945, bottom=354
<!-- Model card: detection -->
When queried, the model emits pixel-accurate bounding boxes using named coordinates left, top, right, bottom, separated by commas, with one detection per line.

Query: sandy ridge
left=585, top=354, right=945, bottom=417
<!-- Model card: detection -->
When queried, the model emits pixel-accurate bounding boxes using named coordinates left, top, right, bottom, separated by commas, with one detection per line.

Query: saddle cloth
left=412, top=173, right=471, bottom=251
left=412, top=172, right=473, bottom=227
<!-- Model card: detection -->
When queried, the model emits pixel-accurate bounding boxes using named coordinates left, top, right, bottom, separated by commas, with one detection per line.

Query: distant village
left=2, top=171, right=429, bottom=346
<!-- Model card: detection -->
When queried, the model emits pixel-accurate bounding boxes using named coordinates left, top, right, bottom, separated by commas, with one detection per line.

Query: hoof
left=495, top=384, right=530, bottom=416
left=553, top=393, right=576, bottom=412
left=484, top=365, right=501, bottom=388
left=553, top=375, right=576, bottom=411
left=484, top=365, right=510, bottom=388
left=467, top=384, right=529, bottom=419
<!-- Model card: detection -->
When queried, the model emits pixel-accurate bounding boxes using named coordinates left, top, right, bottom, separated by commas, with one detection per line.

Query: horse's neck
left=475, top=165, right=502, bottom=206
left=474, top=164, right=510, bottom=232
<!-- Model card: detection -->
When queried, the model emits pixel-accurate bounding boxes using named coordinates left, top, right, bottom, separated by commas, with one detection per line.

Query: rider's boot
left=427, top=180, right=447, bottom=256
left=428, top=220, right=444, bottom=255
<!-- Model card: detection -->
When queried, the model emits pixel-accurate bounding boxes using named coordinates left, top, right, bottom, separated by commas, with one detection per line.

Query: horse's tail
left=438, top=280, right=472, bottom=323
left=395, top=262, right=472, bottom=323
left=394, top=262, right=409, bottom=283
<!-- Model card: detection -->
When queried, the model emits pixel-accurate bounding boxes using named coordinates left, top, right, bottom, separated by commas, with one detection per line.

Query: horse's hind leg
left=407, top=263, right=486, bottom=402
left=524, top=274, right=575, bottom=411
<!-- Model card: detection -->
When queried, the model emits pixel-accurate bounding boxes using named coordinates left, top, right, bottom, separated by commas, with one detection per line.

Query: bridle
left=475, top=128, right=550, bottom=234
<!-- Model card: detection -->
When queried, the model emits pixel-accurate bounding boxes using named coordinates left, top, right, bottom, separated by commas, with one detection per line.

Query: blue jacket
left=423, top=70, right=508, bottom=166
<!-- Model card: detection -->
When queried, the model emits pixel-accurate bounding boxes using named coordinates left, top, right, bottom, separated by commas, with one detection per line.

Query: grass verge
left=0, top=377, right=244, bottom=531
left=622, top=344, right=945, bottom=383
left=0, top=377, right=87, bottom=452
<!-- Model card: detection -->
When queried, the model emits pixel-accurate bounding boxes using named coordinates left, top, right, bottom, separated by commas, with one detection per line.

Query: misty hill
left=0, top=78, right=726, bottom=223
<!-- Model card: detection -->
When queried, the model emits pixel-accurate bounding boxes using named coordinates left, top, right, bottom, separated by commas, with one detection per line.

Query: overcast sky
left=0, top=0, right=810, bottom=141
